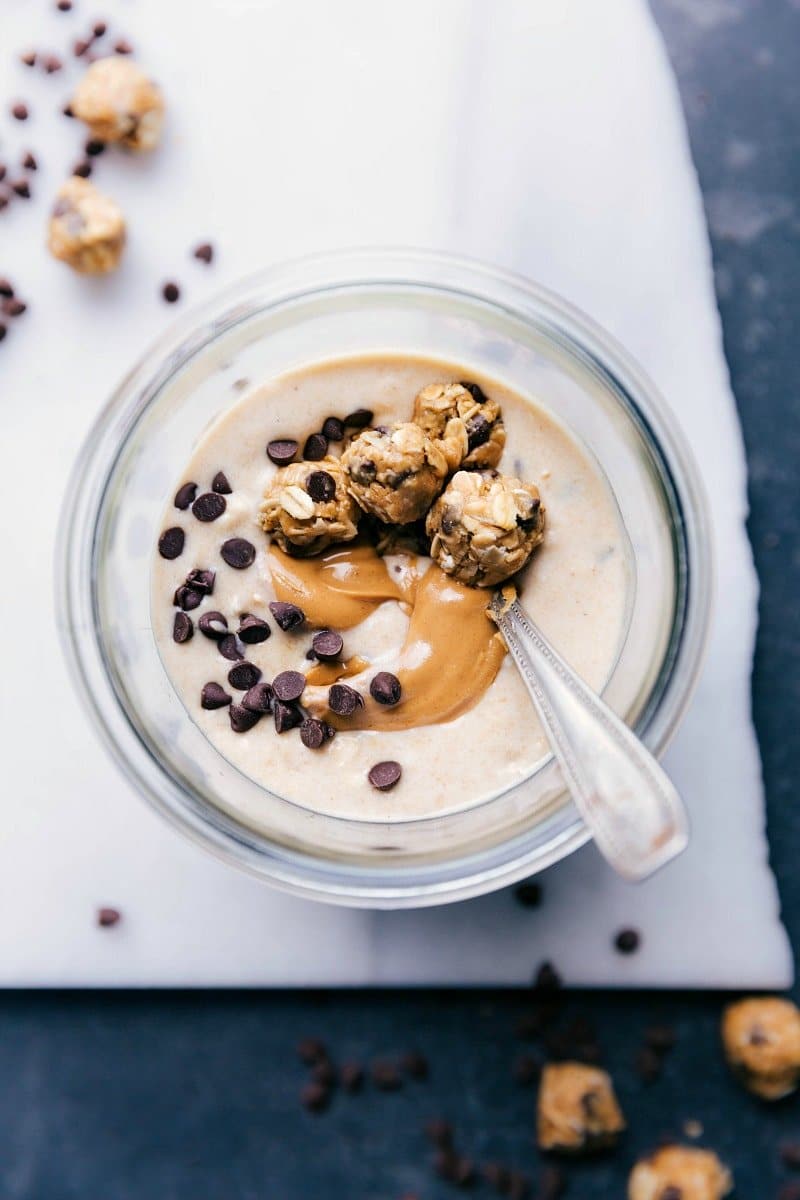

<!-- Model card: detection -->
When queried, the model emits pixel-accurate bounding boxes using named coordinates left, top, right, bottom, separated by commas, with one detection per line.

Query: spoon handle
left=489, top=593, right=689, bottom=881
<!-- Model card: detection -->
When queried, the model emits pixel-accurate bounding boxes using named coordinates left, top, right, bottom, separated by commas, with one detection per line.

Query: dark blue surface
left=1, top=2, right=798, bottom=1196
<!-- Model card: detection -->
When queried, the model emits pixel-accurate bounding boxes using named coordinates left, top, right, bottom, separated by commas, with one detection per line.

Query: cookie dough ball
left=259, top=458, right=359, bottom=556
left=47, top=177, right=126, bottom=275
left=413, top=381, right=506, bottom=471
left=628, top=1145, right=733, bottom=1200
left=721, top=996, right=800, bottom=1099
left=537, top=1062, right=625, bottom=1154
left=71, top=57, right=164, bottom=151
left=426, top=470, right=544, bottom=587
left=341, top=422, right=449, bottom=525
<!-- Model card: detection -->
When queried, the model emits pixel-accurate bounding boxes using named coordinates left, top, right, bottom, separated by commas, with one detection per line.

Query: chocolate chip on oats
left=193, top=241, right=214, bottom=264
left=460, top=380, right=487, bottom=404
left=228, top=661, right=262, bottom=691
left=321, top=416, right=345, bottom=442
left=306, top=470, right=336, bottom=503
left=158, top=526, right=185, bottom=559
left=272, top=670, right=306, bottom=702
left=300, top=718, right=327, bottom=749
left=198, top=611, right=228, bottom=640
left=514, top=881, right=543, bottom=907
left=184, top=568, right=215, bottom=594
left=191, top=492, right=226, bottom=522
left=274, top=698, right=303, bottom=733
left=172, top=612, right=193, bottom=643
left=311, top=630, right=343, bottom=661
left=218, top=633, right=244, bottom=661
left=368, top=761, right=402, bottom=791
left=269, top=601, right=306, bottom=631
left=238, top=614, right=270, bottom=644
left=328, top=683, right=363, bottom=717
left=344, top=408, right=373, bottom=429
left=466, top=413, right=491, bottom=452
left=220, top=538, right=255, bottom=569
left=97, top=907, right=120, bottom=927
left=173, top=585, right=202, bottom=611
left=201, top=682, right=232, bottom=710
left=369, top=671, right=401, bottom=706
left=242, top=682, right=273, bottom=713
left=229, top=703, right=261, bottom=733
left=303, top=432, right=328, bottom=461
left=267, top=439, right=299, bottom=465
left=212, top=471, right=232, bottom=494
left=162, top=281, right=180, bottom=304
left=614, top=928, right=640, bottom=954
left=174, top=481, right=197, bottom=510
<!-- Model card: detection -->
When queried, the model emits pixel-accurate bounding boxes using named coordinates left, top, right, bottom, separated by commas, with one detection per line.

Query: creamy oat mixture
left=151, top=353, right=631, bottom=822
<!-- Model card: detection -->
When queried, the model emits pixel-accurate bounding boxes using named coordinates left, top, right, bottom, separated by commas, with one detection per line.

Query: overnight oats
left=152, top=352, right=631, bottom=821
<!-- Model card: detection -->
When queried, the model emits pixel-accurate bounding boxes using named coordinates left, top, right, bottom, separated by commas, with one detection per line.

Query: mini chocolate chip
left=173, top=585, right=203, bottom=611
left=158, top=527, right=185, bottom=559
left=368, top=761, right=402, bottom=791
left=303, top=432, right=328, bottom=461
left=97, top=907, right=120, bottom=927
left=85, top=138, right=105, bottom=156
left=184, top=568, right=215, bottom=594
left=191, top=492, right=226, bottom=522
left=311, top=1059, right=336, bottom=1087
left=513, top=1053, right=541, bottom=1085
left=749, top=1025, right=769, bottom=1046
left=300, top=718, right=328, bottom=750
left=56, top=0, right=72, bottom=10
left=114, top=38, right=134, bottom=54
left=0, top=279, right=12, bottom=298
left=72, top=160, right=92, bottom=178
left=229, top=703, right=261, bottom=733
left=267, top=439, right=299, bottom=465
left=300, top=1081, right=330, bottom=1113
left=424, top=1118, right=453, bottom=1148
left=228, top=661, right=262, bottom=691
left=21, top=51, right=37, bottom=67
left=12, top=180, right=31, bottom=199
left=174, top=481, right=197, bottom=510
left=614, top=928, right=640, bottom=954
left=238, top=614, right=270, bottom=644
left=460, top=380, right=487, bottom=404
left=644, top=1024, right=676, bottom=1052
left=198, top=611, right=228, bottom=640
left=306, top=470, right=336, bottom=503
left=201, top=682, right=232, bottom=710
left=211, top=471, right=232, bottom=494
left=172, top=612, right=193, bottom=643
left=272, top=670, right=306, bottom=702
left=274, top=698, right=303, bottom=733
left=311, top=630, right=343, bottom=661
left=780, top=1141, right=800, bottom=1169
left=162, top=281, right=180, bottom=303
left=340, top=1061, right=364, bottom=1092
left=0, top=324, right=6, bottom=342
left=533, top=961, right=562, bottom=991
left=514, top=881, right=542, bottom=908
left=321, top=416, right=345, bottom=442
left=369, top=671, right=401, bottom=706
left=62, top=103, right=75, bottom=117
left=0, top=198, right=9, bottom=216
left=3, top=297, right=26, bottom=316
left=194, top=242, right=214, bottom=263
left=21, top=151, right=37, bottom=171
left=73, top=38, right=91, bottom=56
left=371, top=1059, right=401, bottom=1091
left=400, top=1050, right=428, bottom=1080
left=269, top=601, right=305, bottom=631
left=539, top=1165, right=566, bottom=1200
left=297, top=1037, right=326, bottom=1064
left=242, top=682, right=273, bottom=713
left=11, top=103, right=29, bottom=121
left=93, top=20, right=107, bottom=36
left=328, top=683, right=363, bottom=717
left=218, top=634, right=244, bottom=661
left=634, top=1046, right=662, bottom=1083
left=466, top=413, right=491, bottom=452
left=344, top=408, right=373, bottom=429
left=220, top=538, right=256, bottom=569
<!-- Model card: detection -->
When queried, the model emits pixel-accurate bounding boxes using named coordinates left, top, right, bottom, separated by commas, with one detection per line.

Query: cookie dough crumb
left=413, top=381, right=506, bottom=470
left=341, top=422, right=449, bottom=525
left=628, top=1144, right=733, bottom=1200
left=536, top=1062, right=625, bottom=1154
left=721, top=996, right=800, bottom=1099
left=71, top=56, right=164, bottom=150
left=426, top=470, right=544, bottom=587
left=259, top=458, right=359, bottom=556
left=47, top=176, right=126, bottom=274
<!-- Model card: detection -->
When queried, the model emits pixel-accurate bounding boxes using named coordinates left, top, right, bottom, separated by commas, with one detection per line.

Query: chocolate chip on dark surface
left=371, top=1059, right=402, bottom=1091
left=242, top=682, right=273, bottom=714
left=201, top=682, right=232, bottom=710
left=97, top=907, right=120, bottom=927
left=780, top=1141, right=800, bottom=1169
left=300, top=1081, right=330, bottom=1114
left=172, top=612, right=193, bottom=644
left=173, top=585, right=202, bottom=611
left=211, top=470, right=232, bottom=494
left=85, top=138, right=105, bottom=156
left=162, top=281, right=180, bottom=303
left=482, top=1163, right=511, bottom=1192
left=273, top=698, right=303, bottom=734
left=227, top=661, right=262, bottom=691
left=306, top=469, right=336, bottom=503
left=369, top=671, right=401, bottom=706
left=614, top=927, right=640, bottom=954
left=158, top=526, right=185, bottom=559
left=267, top=439, right=299, bottom=465
left=512, top=1053, right=541, bottom=1086
left=184, top=568, right=215, bottom=594
left=220, top=538, right=256, bottom=569
left=198, top=611, right=228, bottom=640
left=368, top=760, right=402, bottom=791
left=321, top=416, right=345, bottom=442
left=269, top=601, right=306, bottom=631
left=344, top=408, right=373, bottom=429
left=539, top=1164, right=567, bottom=1200
left=218, top=634, right=244, bottom=661
left=303, top=432, right=328, bottom=461
left=311, top=630, right=343, bottom=661
left=311, top=1058, right=337, bottom=1088
left=238, top=614, right=270, bottom=644
left=514, top=881, right=543, bottom=908
left=300, top=718, right=327, bottom=750
left=507, top=1170, right=529, bottom=1199
left=22, top=152, right=37, bottom=170
left=72, top=159, right=92, bottom=178
left=466, top=413, right=491, bottom=452
left=328, top=683, right=363, bottom=717
left=297, top=1037, right=327, bottom=1064
left=460, top=380, right=487, bottom=404
left=424, top=1118, right=453, bottom=1148
left=11, top=103, right=29, bottom=121
left=533, top=961, right=562, bottom=992
left=174, top=482, right=198, bottom=509
left=634, top=1045, right=663, bottom=1083
left=644, top=1024, right=676, bottom=1052
left=400, top=1050, right=428, bottom=1080
left=272, top=670, right=306, bottom=702
left=193, top=241, right=214, bottom=263
left=191, top=492, right=226, bottom=522
left=229, top=703, right=261, bottom=733
left=339, top=1061, right=364, bottom=1093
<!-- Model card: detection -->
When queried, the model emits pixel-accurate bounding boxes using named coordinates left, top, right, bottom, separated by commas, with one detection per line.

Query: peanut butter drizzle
left=305, top=655, right=370, bottom=686
left=268, top=540, right=506, bottom=730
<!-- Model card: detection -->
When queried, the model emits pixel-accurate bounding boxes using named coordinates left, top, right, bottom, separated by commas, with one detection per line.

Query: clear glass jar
left=57, top=249, right=712, bottom=907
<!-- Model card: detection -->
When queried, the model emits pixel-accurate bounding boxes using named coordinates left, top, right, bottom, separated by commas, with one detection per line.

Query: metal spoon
left=488, top=591, right=689, bottom=881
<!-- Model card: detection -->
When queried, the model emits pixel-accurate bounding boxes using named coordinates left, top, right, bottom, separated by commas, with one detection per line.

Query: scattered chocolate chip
left=0, top=195, right=9, bottom=214
left=229, top=703, right=260, bottom=733
left=300, top=718, right=328, bottom=750
left=228, top=661, right=262, bottom=691
left=238, top=614, right=270, bottom=644
left=513, top=1053, right=541, bottom=1085
left=273, top=698, right=303, bottom=733
left=614, top=927, right=640, bottom=954
left=306, top=469, right=336, bottom=503
left=2, top=297, right=26, bottom=317
left=482, top=1163, right=511, bottom=1193
left=533, top=961, right=562, bottom=992
left=297, top=1037, right=327, bottom=1064
left=0, top=167, right=5, bottom=184
left=269, top=601, right=305, bottom=631
left=242, top=682, right=273, bottom=713
left=162, top=281, right=180, bottom=304
left=43, top=54, right=63, bottom=73
left=300, top=1081, right=330, bottom=1113
left=344, top=408, right=373, bottom=429
left=303, top=432, right=328, bottom=461
left=634, top=1046, right=663, bottom=1083
left=507, top=1170, right=530, bottom=1199
left=311, top=1058, right=337, bottom=1088
left=273, top=670, right=306, bottom=702
left=72, top=159, right=92, bottom=178
left=97, top=907, right=120, bottom=927
left=0, top=280, right=11, bottom=298
left=221, top=538, right=256, bottom=569
left=198, top=611, right=228, bottom=640
left=424, top=1118, right=453, bottom=1148
left=401, top=1050, right=428, bottom=1080
left=11, top=180, right=31, bottom=200
left=321, top=416, right=345, bottom=442
left=174, top=482, right=198, bottom=510
left=539, top=1164, right=567, bottom=1200
left=460, top=380, right=487, bottom=404
left=434, top=1150, right=459, bottom=1182
left=312, top=630, right=343, bottom=661
left=368, top=761, right=402, bottom=791
left=22, top=152, right=37, bottom=171
left=173, top=585, right=202, bottom=611
left=93, top=20, right=107, bottom=36
left=158, top=526, right=185, bottom=559
left=218, top=634, right=244, bottom=661
left=184, top=568, right=215, bottom=594
left=11, top=103, right=29, bottom=121
left=21, top=51, right=37, bottom=67
left=211, top=470, right=231, bottom=494
left=266, top=438, right=298, bottom=465
left=191, top=492, right=226, bottom=522
left=193, top=241, right=214, bottom=264
left=85, top=138, right=105, bottom=157
left=201, top=682, right=232, bottom=710
left=370, top=671, right=401, bottom=706
left=781, top=1142, right=800, bottom=1169
left=328, top=683, right=363, bottom=717
left=114, top=38, right=134, bottom=53
left=644, top=1024, right=676, bottom=1052
left=514, top=881, right=543, bottom=907
left=73, top=38, right=91, bottom=56
left=340, top=1061, right=364, bottom=1092
left=172, top=612, right=193, bottom=643
left=0, top=324, right=7, bottom=343
left=56, top=0, right=73, bottom=11
left=371, top=1059, right=401, bottom=1091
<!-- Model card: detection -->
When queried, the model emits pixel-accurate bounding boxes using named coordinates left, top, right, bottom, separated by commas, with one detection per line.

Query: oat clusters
left=627, top=1144, right=733, bottom=1200
left=536, top=1062, right=626, bottom=1154
left=259, top=459, right=360, bottom=556
left=260, top=381, right=546, bottom=586
left=721, top=996, right=800, bottom=1099
left=47, top=176, right=126, bottom=274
